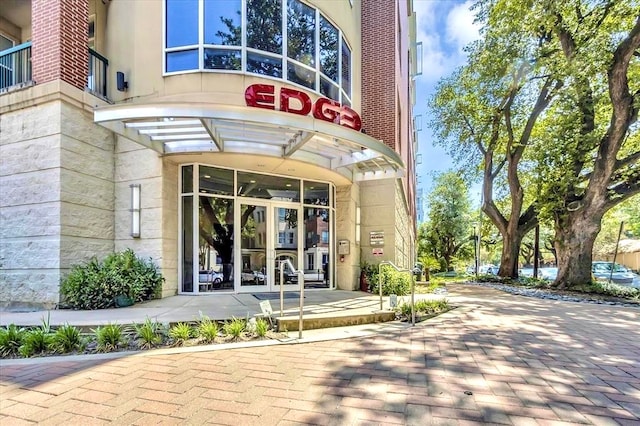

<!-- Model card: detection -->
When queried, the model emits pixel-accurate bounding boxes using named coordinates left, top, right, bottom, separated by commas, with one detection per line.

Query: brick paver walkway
left=1, top=284, right=639, bottom=425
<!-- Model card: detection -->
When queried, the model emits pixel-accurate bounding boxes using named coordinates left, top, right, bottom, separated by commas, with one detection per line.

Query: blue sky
left=413, top=0, right=481, bottom=205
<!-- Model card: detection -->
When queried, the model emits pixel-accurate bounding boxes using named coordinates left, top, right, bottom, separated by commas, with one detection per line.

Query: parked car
left=539, top=267, right=558, bottom=281
left=479, top=264, right=498, bottom=275
left=592, top=261, right=635, bottom=284
left=241, top=269, right=266, bottom=284
left=199, top=270, right=223, bottom=284
left=519, top=267, right=533, bottom=277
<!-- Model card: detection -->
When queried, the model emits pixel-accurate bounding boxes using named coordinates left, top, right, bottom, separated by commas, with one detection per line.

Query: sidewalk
left=2, top=283, right=638, bottom=425
left=0, top=290, right=429, bottom=328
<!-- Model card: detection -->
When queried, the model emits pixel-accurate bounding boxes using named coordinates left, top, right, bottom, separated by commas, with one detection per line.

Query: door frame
left=236, top=198, right=302, bottom=293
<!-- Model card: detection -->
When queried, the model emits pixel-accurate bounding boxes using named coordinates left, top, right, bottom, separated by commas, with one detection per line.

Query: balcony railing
left=0, top=42, right=32, bottom=92
left=88, top=48, right=108, bottom=97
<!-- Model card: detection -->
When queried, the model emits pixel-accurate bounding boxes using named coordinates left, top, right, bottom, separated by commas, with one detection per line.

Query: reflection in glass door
left=240, top=203, right=267, bottom=289
left=273, top=206, right=300, bottom=291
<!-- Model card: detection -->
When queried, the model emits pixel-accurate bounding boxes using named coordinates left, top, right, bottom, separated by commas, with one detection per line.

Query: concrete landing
left=275, top=310, right=396, bottom=331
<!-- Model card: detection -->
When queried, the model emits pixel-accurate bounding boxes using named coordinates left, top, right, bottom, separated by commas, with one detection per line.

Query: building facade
left=0, top=0, right=419, bottom=309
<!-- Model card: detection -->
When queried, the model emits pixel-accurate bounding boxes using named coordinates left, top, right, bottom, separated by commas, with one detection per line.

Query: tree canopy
left=430, top=0, right=640, bottom=288
left=418, top=172, right=474, bottom=272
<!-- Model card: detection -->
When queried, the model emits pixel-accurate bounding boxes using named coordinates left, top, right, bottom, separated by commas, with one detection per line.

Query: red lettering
left=245, top=84, right=275, bottom=110
left=313, top=98, right=340, bottom=123
left=280, top=88, right=312, bottom=115
left=244, top=85, right=362, bottom=131
left=340, top=106, right=362, bottom=131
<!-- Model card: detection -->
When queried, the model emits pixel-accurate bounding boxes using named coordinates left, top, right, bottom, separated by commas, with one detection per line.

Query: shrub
left=397, top=299, right=449, bottom=318
left=588, top=281, right=640, bottom=299
left=196, top=314, right=219, bottom=343
left=0, top=324, right=26, bottom=357
left=255, top=318, right=269, bottom=337
left=134, top=317, right=164, bottom=349
left=168, top=322, right=194, bottom=346
left=223, top=317, right=246, bottom=339
left=19, top=315, right=53, bottom=357
left=92, top=323, right=124, bottom=352
left=369, top=265, right=411, bottom=296
left=60, top=249, right=164, bottom=309
left=52, top=323, right=84, bottom=353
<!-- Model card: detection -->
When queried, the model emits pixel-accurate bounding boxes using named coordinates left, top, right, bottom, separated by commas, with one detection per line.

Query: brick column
left=31, top=0, right=88, bottom=90
left=361, top=0, right=397, bottom=151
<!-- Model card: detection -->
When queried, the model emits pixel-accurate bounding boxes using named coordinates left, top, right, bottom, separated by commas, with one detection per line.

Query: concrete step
left=274, top=310, right=396, bottom=332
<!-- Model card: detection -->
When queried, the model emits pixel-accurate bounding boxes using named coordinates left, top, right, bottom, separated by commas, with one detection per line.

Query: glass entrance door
left=273, top=206, right=300, bottom=292
left=238, top=201, right=301, bottom=292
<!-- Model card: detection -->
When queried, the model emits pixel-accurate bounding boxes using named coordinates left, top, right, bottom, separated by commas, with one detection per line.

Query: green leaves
left=60, top=249, right=164, bottom=310
left=419, top=172, right=474, bottom=272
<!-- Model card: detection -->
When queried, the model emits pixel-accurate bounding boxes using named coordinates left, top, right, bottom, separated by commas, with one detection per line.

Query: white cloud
left=413, top=0, right=481, bottom=83
left=446, top=1, right=481, bottom=52
left=412, top=1, right=482, bottom=199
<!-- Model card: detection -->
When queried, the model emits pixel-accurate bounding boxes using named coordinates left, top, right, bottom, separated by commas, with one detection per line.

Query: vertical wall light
left=130, top=184, right=141, bottom=238
left=355, top=206, right=361, bottom=244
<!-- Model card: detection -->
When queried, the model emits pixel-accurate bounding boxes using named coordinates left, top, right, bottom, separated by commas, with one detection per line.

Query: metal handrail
left=88, top=48, right=108, bottom=97
left=0, top=42, right=32, bottom=92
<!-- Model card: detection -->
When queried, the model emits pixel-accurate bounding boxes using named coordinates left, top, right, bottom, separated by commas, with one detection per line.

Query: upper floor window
left=164, top=0, right=352, bottom=104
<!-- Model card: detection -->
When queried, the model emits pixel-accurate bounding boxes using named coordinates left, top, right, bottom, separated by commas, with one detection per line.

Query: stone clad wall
left=0, top=98, right=115, bottom=309
left=59, top=101, right=115, bottom=274
left=335, top=184, right=360, bottom=290
left=113, top=137, right=177, bottom=297
left=394, top=180, right=412, bottom=269
left=359, top=178, right=413, bottom=270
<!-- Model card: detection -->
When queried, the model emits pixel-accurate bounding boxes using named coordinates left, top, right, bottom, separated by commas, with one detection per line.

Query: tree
left=528, top=2, right=640, bottom=289
left=418, top=172, right=474, bottom=271
left=431, top=0, right=640, bottom=288
left=430, top=7, right=557, bottom=277
left=199, top=197, right=256, bottom=280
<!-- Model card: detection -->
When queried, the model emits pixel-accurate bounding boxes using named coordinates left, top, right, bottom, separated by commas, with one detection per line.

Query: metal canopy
left=94, top=103, right=404, bottom=182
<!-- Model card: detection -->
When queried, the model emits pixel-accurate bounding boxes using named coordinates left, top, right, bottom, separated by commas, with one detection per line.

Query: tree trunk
left=553, top=210, right=603, bottom=290
left=499, top=229, right=524, bottom=277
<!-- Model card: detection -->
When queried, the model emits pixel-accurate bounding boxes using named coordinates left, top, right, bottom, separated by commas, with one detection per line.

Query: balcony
left=0, top=42, right=32, bottom=92
left=88, top=48, right=109, bottom=98
left=0, top=44, right=109, bottom=98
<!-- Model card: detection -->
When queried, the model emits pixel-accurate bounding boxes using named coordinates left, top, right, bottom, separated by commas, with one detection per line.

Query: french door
left=237, top=200, right=301, bottom=292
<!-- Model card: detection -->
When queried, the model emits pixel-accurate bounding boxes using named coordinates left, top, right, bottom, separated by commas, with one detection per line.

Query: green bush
left=196, top=313, right=219, bottom=343
left=134, top=317, right=165, bottom=349
left=254, top=318, right=269, bottom=338
left=368, top=265, right=411, bottom=296
left=223, top=317, right=246, bottom=339
left=397, top=299, right=450, bottom=318
left=0, top=324, right=26, bottom=357
left=92, top=323, right=124, bottom=352
left=19, top=316, right=53, bottom=357
left=60, top=249, right=164, bottom=309
left=588, top=281, right=640, bottom=299
left=168, top=322, right=194, bottom=346
left=52, top=323, right=84, bottom=353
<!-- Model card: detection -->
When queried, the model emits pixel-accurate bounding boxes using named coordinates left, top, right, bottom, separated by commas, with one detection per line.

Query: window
left=88, top=15, right=95, bottom=49
left=164, top=0, right=352, bottom=104
left=307, top=253, right=314, bottom=270
left=279, top=232, right=285, bottom=244
left=341, top=38, right=351, bottom=99
left=321, top=230, right=329, bottom=243
left=287, top=0, right=316, bottom=89
left=288, top=232, right=294, bottom=244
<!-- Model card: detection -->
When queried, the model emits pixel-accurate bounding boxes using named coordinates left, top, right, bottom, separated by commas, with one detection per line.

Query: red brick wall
left=361, top=0, right=397, bottom=151
left=32, top=0, right=88, bottom=90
